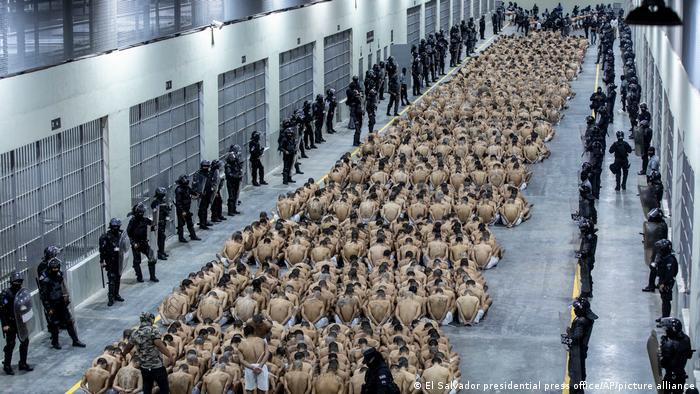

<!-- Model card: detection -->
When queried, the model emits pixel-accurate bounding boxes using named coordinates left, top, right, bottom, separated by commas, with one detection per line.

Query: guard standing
left=2, top=272, right=34, bottom=374
left=192, top=160, right=213, bottom=229
left=123, top=312, right=173, bottom=394
left=564, top=298, right=597, bottom=393
left=224, top=145, right=244, bottom=216
left=411, top=53, right=422, bottom=96
left=38, top=260, right=85, bottom=349
left=302, top=100, right=316, bottom=150
left=312, top=94, right=326, bottom=144
left=248, top=131, right=267, bottom=186
left=279, top=121, right=298, bottom=185
left=642, top=208, right=668, bottom=293
left=350, top=90, right=364, bottom=146
left=399, top=68, right=410, bottom=106
left=366, top=89, right=378, bottom=133
left=386, top=75, right=399, bottom=117
left=608, top=131, right=632, bottom=191
left=577, top=219, right=597, bottom=298
left=325, top=89, right=337, bottom=134
left=209, top=159, right=227, bottom=224
left=127, top=203, right=157, bottom=283
left=637, top=120, right=653, bottom=175
left=658, top=318, right=693, bottom=394
left=437, top=30, right=448, bottom=75
left=378, top=62, right=387, bottom=101
left=655, top=239, right=678, bottom=320
left=99, top=218, right=126, bottom=306
left=648, top=170, right=664, bottom=209
left=150, top=187, right=171, bottom=260
left=479, top=16, right=486, bottom=40
left=174, top=175, right=200, bottom=243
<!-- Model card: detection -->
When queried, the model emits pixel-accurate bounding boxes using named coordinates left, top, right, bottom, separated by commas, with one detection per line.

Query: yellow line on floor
left=564, top=59, right=600, bottom=394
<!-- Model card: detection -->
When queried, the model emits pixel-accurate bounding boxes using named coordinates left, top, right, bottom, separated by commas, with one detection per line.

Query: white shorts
left=244, top=364, right=269, bottom=391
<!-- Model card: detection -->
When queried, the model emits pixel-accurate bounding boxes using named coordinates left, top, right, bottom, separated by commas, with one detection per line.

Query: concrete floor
left=6, top=25, right=661, bottom=394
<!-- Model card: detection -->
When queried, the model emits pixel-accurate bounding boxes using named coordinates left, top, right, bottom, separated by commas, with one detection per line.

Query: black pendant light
left=626, top=0, right=683, bottom=26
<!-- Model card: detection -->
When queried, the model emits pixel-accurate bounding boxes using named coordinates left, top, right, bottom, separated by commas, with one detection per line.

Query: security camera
left=211, top=20, right=224, bottom=30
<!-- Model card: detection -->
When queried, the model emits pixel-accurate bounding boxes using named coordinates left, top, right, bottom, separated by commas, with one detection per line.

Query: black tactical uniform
left=325, top=89, right=338, bottom=134
left=659, top=319, right=693, bottom=394
left=174, top=175, right=200, bottom=243
left=638, top=121, right=653, bottom=174
left=192, top=160, right=213, bottom=229
left=479, top=16, right=486, bottom=39
left=209, top=159, right=226, bottom=223
left=655, top=240, right=678, bottom=319
left=38, top=261, right=85, bottom=349
left=248, top=132, right=267, bottom=186
left=149, top=188, right=171, bottom=260
left=377, top=62, right=387, bottom=100
left=648, top=170, right=664, bottom=209
left=385, top=57, right=398, bottom=79
left=608, top=132, right=632, bottom=191
left=99, top=218, right=126, bottom=306
left=411, top=54, right=422, bottom=96
left=437, top=31, right=447, bottom=74
left=350, top=91, right=364, bottom=146
left=126, top=203, right=157, bottom=282
left=302, top=101, right=316, bottom=150
left=224, top=145, right=244, bottom=215
left=577, top=220, right=597, bottom=298
left=643, top=209, right=668, bottom=292
left=386, top=74, right=399, bottom=117
left=565, top=299, right=597, bottom=393
left=366, top=89, right=378, bottom=133
left=37, top=246, right=60, bottom=281
left=361, top=348, right=400, bottom=394
left=426, top=36, right=437, bottom=82
left=312, top=94, right=326, bottom=144
left=578, top=184, right=597, bottom=224
left=449, top=27, right=460, bottom=67
left=278, top=122, right=297, bottom=185
left=2, top=272, right=33, bottom=374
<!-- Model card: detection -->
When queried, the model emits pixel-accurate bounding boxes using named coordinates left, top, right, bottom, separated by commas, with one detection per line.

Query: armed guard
left=350, top=89, right=364, bottom=146
left=437, top=30, right=448, bottom=75
left=578, top=183, right=597, bottom=224
left=426, top=35, right=437, bottom=82
left=192, top=160, right=213, bottom=229
left=449, top=26, right=460, bottom=67
left=637, top=120, right=653, bottom=175
left=655, top=240, right=678, bottom=320
left=209, top=159, right=227, bottom=223
left=174, top=175, right=200, bottom=243
left=325, top=88, right=337, bottom=134
left=608, top=131, right=632, bottom=191
left=361, top=347, right=400, bottom=394
left=224, top=145, right=244, bottom=216
left=150, top=187, right=171, bottom=260
left=657, top=318, right=693, bottom=394
left=366, top=89, right=378, bottom=133
left=302, top=100, right=316, bottom=150
left=643, top=208, right=668, bottom=293
left=312, top=94, right=326, bottom=144
left=577, top=219, right=598, bottom=298
left=587, top=140, right=604, bottom=199
left=2, top=272, right=34, bottom=374
left=563, top=297, right=598, bottom=393
left=248, top=131, right=267, bottom=186
left=386, top=56, right=398, bottom=79
left=648, top=170, right=664, bottom=210
left=411, top=53, right=422, bottom=96
left=419, top=39, right=431, bottom=88
left=279, top=120, right=298, bottom=185
left=38, top=260, right=85, bottom=349
left=37, top=245, right=61, bottom=280
left=589, top=86, right=607, bottom=116
left=347, top=75, right=362, bottom=129
left=99, top=218, right=127, bottom=306
left=479, top=15, right=486, bottom=40
left=377, top=61, right=387, bottom=100
left=386, top=74, right=399, bottom=117
left=127, top=203, right=157, bottom=283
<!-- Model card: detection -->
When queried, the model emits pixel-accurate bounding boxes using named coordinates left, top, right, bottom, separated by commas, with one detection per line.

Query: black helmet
left=48, top=258, right=61, bottom=270
left=326, top=88, right=335, bottom=96
left=229, top=144, right=242, bottom=156
left=200, top=160, right=211, bottom=169
left=649, top=170, right=661, bottom=182
left=647, top=208, right=664, bottom=221
left=655, top=239, right=672, bottom=254
left=109, top=217, right=122, bottom=230
left=586, top=115, right=594, bottom=124
left=640, top=102, right=648, bottom=110
left=133, top=202, right=146, bottom=217
left=282, top=119, right=292, bottom=129
left=572, top=299, right=586, bottom=317
left=10, top=271, right=23, bottom=285
left=352, top=75, right=359, bottom=82
left=658, top=317, right=683, bottom=336
left=44, top=246, right=60, bottom=261
left=252, top=131, right=261, bottom=140
left=177, top=175, right=190, bottom=185
left=316, top=94, right=323, bottom=101
left=648, top=146, right=656, bottom=155
left=616, top=130, right=624, bottom=139
left=578, top=218, right=593, bottom=234
left=579, top=183, right=591, bottom=194
left=379, top=61, right=385, bottom=67
left=155, top=187, right=167, bottom=198
left=362, top=347, right=382, bottom=365
left=211, top=159, right=220, bottom=169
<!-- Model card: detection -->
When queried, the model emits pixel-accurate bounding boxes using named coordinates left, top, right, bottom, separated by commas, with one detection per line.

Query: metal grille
left=218, top=58, right=268, bottom=181
left=453, top=0, right=462, bottom=27
left=279, top=42, right=315, bottom=121
left=130, top=83, right=201, bottom=208
left=678, top=150, right=694, bottom=279
left=407, top=6, right=421, bottom=47
left=472, top=0, right=479, bottom=19
left=324, top=29, right=352, bottom=97
left=440, top=0, right=449, bottom=31
left=465, top=0, right=472, bottom=20
left=0, top=119, right=105, bottom=290
left=0, top=0, right=320, bottom=78
left=490, top=0, right=495, bottom=12
left=425, top=1, right=437, bottom=36
left=481, top=0, right=486, bottom=15
left=653, top=67, right=662, bottom=147
left=663, top=93, right=673, bottom=208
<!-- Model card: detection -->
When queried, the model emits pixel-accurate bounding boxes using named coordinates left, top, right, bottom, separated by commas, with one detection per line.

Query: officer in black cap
left=658, top=317, right=693, bottom=394
left=655, top=239, right=678, bottom=320
left=38, top=260, right=85, bottom=349
left=174, top=175, right=200, bottom=243
left=361, top=347, right=399, bottom=394
left=248, top=131, right=267, bottom=186
left=126, top=203, right=157, bottom=283
left=99, top=218, right=126, bottom=306
left=608, top=130, right=632, bottom=191
left=150, top=187, right=171, bottom=260
left=2, top=272, right=34, bottom=374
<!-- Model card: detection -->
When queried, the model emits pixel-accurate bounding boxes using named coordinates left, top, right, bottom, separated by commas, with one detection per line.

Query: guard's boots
left=3, top=363, right=13, bottom=375
left=158, top=252, right=168, bottom=260
left=134, top=265, right=144, bottom=282
left=107, top=282, right=115, bottom=307
left=114, top=279, right=124, bottom=302
left=66, top=323, right=86, bottom=347
left=51, top=333, right=61, bottom=349
left=18, top=363, right=33, bottom=372
left=190, top=231, right=201, bottom=241
left=177, top=228, right=188, bottom=243
left=148, top=264, right=159, bottom=283
left=295, top=163, right=304, bottom=175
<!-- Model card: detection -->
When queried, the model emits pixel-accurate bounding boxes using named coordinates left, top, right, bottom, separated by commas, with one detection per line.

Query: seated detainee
left=111, top=360, right=142, bottom=394
left=81, top=358, right=111, bottom=394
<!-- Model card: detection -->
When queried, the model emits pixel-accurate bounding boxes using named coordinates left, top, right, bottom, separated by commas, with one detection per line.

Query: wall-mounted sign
left=366, top=31, right=374, bottom=44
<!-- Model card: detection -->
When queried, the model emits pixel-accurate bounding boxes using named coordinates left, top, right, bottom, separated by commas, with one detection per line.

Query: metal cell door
left=425, top=1, right=437, bottom=35
left=453, top=0, right=463, bottom=27
left=279, top=42, right=315, bottom=121
left=407, top=6, right=421, bottom=47
left=440, top=0, right=450, bottom=31
left=324, top=29, right=352, bottom=96
left=218, top=59, right=268, bottom=186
